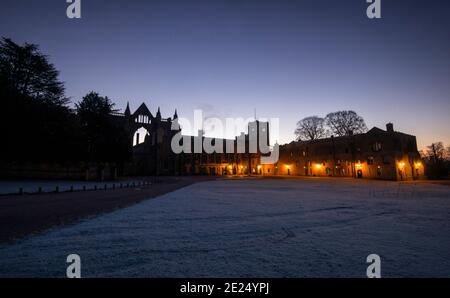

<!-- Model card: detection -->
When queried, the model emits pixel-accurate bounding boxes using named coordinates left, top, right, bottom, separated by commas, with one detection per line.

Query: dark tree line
left=0, top=37, right=131, bottom=163
left=295, top=111, right=368, bottom=141
left=420, top=142, right=450, bottom=179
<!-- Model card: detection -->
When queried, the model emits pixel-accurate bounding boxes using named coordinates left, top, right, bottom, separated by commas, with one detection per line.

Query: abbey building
left=120, top=103, right=424, bottom=181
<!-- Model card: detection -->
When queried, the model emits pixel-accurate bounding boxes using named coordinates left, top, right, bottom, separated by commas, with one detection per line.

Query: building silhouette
left=121, top=103, right=424, bottom=181
left=119, top=103, right=269, bottom=176
left=275, top=123, right=424, bottom=180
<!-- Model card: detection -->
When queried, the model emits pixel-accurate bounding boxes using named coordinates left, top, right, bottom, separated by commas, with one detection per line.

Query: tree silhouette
left=76, top=92, right=129, bottom=162
left=426, top=142, right=446, bottom=164
left=0, top=38, right=130, bottom=166
left=0, top=37, right=73, bottom=161
left=0, top=37, right=67, bottom=106
left=325, top=111, right=368, bottom=136
left=421, top=142, right=449, bottom=179
left=294, top=116, right=327, bottom=141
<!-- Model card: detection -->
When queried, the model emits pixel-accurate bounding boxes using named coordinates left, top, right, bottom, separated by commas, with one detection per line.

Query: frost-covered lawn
left=0, top=178, right=449, bottom=277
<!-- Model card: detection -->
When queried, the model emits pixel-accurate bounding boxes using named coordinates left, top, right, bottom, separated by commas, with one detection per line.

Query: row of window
left=294, top=142, right=384, bottom=157
left=135, top=114, right=150, bottom=124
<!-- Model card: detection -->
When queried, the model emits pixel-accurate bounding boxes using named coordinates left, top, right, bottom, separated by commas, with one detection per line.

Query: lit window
left=372, top=142, right=382, bottom=152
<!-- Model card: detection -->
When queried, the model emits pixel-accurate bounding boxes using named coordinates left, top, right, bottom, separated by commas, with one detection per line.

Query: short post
left=38, top=186, right=42, bottom=194
left=70, top=186, right=74, bottom=192
left=104, top=184, right=107, bottom=190
left=19, top=187, right=23, bottom=195
left=55, top=186, right=59, bottom=193
left=112, top=183, right=115, bottom=190
left=94, top=185, right=97, bottom=191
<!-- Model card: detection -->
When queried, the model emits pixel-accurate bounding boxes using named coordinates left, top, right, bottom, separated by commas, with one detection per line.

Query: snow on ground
left=0, top=178, right=449, bottom=277
left=0, top=179, right=145, bottom=195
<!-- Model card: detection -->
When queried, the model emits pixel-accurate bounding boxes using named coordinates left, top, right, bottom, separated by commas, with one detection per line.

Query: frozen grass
left=0, top=178, right=449, bottom=277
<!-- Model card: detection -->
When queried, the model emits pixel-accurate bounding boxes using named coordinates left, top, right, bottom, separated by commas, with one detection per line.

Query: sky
left=1, top=0, right=449, bottom=149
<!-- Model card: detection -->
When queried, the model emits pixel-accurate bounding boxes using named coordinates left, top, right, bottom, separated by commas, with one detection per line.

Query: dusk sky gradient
left=1, top=0, right=449, bottom=149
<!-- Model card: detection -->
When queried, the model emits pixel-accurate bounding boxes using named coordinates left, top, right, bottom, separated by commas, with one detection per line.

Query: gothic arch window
left=133, top=127, right=150, bottom=146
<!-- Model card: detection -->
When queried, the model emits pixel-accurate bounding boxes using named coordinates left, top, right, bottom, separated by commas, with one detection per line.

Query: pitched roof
left=133, top=103, right=153, bottom=117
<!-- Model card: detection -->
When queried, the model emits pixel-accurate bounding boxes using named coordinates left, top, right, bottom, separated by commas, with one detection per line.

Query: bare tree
left=425, top=142, right=446, bottom=165
left=325, top=110, right=368, bottom=136
left=294, top=116, right=327, bottom=141
left=422, top=142, right=449, bottom=179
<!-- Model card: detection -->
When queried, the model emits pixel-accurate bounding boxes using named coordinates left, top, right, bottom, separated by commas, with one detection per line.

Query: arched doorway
left=133, top=127, right=150, bottom=146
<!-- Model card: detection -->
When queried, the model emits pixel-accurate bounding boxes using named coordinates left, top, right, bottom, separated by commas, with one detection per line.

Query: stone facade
left=121, top=103, right=424, bottom=181
left=273, top=124, right=424, bottom=181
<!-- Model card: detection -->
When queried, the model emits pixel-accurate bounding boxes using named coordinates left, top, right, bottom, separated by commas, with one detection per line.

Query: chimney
left=386, top=123, right=394, bottom=133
